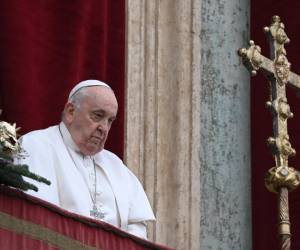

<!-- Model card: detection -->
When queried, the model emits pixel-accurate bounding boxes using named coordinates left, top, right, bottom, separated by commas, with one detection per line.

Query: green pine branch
left=0, top=155, right=51, bottom=192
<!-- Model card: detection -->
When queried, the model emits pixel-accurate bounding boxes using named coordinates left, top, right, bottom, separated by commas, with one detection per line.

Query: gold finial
left=263, top=26, right=270, bottom=33
left=272, top=15, right=281, bottom=23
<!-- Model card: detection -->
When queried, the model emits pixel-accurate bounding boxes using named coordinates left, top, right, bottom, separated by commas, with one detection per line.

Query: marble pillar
left=200, top=0, right=251, bottom=249
left=125, top=0, right=250, bottom=249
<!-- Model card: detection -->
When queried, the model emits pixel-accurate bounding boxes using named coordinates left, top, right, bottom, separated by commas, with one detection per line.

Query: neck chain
left=58, top=125, right=105, bottom=219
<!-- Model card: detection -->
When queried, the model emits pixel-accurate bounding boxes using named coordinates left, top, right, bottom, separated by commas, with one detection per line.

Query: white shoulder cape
left=16, top=125, right=155, bottom=231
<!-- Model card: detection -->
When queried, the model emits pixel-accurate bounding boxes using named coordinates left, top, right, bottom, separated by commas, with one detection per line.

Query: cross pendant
left=90, top=205, right=105, bottom=219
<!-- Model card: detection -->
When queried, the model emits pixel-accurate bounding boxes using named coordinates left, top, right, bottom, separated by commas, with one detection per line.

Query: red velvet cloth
left=251, top=3, right=300, bottom=250
left=0, top=186, right=173, bottom=250
left=0, top=0, right=125, bottom=158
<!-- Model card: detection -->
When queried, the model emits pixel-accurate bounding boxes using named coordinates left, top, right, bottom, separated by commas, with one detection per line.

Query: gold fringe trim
left=0, top=211, right=101, bottom=250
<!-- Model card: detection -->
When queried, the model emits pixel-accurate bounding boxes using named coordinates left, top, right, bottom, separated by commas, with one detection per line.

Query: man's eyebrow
left=92, top=109, right=117, bottom=118
left=92, top=109, right=105, bottom=113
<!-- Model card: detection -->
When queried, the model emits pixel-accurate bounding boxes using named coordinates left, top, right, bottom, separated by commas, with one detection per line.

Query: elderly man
left=16, top=80, right=155, bottom=239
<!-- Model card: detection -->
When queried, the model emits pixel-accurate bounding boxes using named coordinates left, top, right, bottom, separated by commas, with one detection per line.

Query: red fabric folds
left=0, top=0, right=125, bottom=158
left=0, top=187, right=173, bottom=250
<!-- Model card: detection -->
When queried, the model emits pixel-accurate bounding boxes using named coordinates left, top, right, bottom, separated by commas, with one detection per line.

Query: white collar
left=59, top=122, right=101, bottom=161
left=59, top=122, right=81, bottom=153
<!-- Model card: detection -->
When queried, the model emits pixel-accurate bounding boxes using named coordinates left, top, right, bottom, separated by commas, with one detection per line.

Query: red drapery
left=0, top=187, right=173, bottom=250
left=0, top=0, right=125, bottom=158
left=251, top=3, right=300, bottom=250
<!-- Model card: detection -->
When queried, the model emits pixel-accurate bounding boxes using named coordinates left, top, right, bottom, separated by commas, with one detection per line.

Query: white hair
left=61, top=87, right=93, bottom=121
left=68, top=87, right=90, bottom=109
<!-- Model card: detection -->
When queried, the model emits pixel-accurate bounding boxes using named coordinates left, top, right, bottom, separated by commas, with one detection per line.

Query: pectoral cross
left=90, top=204, right=105, bottom=219
left=238, top=15, right=300, bottom=250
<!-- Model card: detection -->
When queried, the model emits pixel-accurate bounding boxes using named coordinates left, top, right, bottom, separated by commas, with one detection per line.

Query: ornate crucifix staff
left=238, top=16, right=300, bottom=250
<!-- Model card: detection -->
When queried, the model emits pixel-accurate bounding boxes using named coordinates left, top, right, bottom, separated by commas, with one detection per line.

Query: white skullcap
left=68, top=79, right=111, bottom=100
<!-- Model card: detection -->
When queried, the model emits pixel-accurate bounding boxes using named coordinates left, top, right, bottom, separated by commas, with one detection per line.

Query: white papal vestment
left=15, top=122, right=155, bottom=238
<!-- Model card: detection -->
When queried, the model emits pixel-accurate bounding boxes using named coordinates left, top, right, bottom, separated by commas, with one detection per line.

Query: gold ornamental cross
left=238, top=16, right=300, bottom=250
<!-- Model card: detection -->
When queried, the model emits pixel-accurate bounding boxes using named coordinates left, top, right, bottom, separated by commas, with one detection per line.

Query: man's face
left=64, top=86, right=118, bottom=155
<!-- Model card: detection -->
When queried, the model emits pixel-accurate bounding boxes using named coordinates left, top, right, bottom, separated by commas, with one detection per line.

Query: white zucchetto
left=68, top=80, right=111, bottom=100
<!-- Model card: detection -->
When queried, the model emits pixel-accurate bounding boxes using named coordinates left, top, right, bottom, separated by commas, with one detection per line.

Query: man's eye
left=92, top=113, right=103, bottom=121
left=108, top=118, right=115, bottom=124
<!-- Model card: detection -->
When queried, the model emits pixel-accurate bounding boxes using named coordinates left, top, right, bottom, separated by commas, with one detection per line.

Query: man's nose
left=97, top=119, right=109, bottom=132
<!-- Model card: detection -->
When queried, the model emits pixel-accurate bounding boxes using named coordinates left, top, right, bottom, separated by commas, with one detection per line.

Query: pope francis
left=15, top=80, right=155, bottom=239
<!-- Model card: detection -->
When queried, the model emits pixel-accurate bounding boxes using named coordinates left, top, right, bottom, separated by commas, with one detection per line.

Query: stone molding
left=125, top=1, right=201, bottom=249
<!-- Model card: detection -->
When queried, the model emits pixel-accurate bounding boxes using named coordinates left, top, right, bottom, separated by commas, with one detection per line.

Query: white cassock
left=15, top=122, right=155, bottom=238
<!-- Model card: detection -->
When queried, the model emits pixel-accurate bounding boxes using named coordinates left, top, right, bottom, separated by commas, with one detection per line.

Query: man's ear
left=63, top=102, right=76, bottom=124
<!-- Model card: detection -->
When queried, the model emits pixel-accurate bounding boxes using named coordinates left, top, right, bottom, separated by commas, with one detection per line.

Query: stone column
left=200, top=0, right=251, bottom=249
left=125, top=0, right=250, bottom=249
left=125, top=1, right=201, bottom=249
